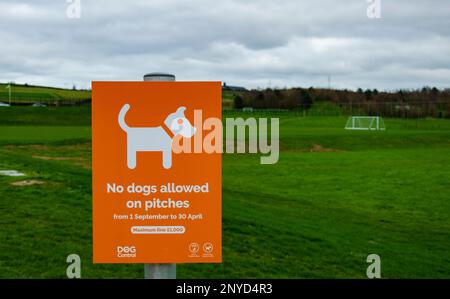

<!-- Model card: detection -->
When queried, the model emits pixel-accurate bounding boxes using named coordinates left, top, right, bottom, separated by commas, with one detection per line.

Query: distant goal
left=345, top=116, right=385, bottom=131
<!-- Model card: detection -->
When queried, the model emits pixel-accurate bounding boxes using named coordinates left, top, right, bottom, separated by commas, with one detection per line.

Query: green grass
left=0, top=126, right=90, bottom=145
left=0, top=106, right=91, bottom=126
left=0, top=107, right=449, bottom=278
left=0, top=83, right=91, bottom=104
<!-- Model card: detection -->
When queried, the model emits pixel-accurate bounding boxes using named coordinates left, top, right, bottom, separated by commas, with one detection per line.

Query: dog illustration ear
left=176, top=107, right=186, bottom=114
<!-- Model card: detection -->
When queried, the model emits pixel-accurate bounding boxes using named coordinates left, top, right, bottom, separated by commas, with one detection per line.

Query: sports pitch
left=0, top=106, right=449, bottom=278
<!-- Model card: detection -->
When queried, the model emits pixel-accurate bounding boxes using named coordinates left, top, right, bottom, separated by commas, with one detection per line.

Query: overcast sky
left=0, top=0, right=449, bottom=90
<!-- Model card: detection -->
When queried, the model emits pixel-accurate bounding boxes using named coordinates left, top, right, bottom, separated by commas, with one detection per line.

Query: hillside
left=0, top=83, right=243, bottom=107
left=0, top=83, right=91, bottom=105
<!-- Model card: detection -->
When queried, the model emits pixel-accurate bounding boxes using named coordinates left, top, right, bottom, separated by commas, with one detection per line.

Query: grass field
left=0, top=83, right=91, bottom=104
left=0, top=106, right=449, bottom=278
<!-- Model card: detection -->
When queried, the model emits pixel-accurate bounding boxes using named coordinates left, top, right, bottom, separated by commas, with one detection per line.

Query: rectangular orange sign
left=92, top=82, right=222, bottom=263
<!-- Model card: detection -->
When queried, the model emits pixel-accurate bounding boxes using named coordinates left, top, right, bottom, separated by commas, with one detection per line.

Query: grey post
left=143, top=72, right=177, bottom=279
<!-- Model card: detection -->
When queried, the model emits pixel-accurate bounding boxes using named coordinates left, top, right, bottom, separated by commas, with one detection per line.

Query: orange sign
left=92, top=82, right=222, bottom=263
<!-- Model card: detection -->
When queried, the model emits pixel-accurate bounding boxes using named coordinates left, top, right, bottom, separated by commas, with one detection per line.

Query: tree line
left=234, top=87, right=450, bottom=118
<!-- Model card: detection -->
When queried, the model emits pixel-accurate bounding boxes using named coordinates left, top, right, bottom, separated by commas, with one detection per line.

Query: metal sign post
left=143, top=72, right=176, bottom=279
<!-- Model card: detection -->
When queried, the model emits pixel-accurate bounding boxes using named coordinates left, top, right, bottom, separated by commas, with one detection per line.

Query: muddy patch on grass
left=280, top=144, right=343, bottom=153
left=32, top=155, right=75, bottom=161
left=33, top=155, right=69, bottom=161
left=11, top=180, right=46, bottom=186
left=32, top=155, right=91, bottom=169
left=309, top=144, right=340, bottom=153
left=2, top=143, right=92, bottom=170
left=3, top=144, right=47, bottom=151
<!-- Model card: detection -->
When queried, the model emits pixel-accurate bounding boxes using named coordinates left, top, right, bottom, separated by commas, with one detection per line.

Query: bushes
left=233, top=95, right=244, bottom=109
left=241, top=88, right=314, bottom=111
left=237, top=86, right=450, bottom=118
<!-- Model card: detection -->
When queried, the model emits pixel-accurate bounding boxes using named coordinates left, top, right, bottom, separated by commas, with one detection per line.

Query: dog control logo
left=116, top=245, right=137, bottom=258
left=118, top=104, right=196, bottom=169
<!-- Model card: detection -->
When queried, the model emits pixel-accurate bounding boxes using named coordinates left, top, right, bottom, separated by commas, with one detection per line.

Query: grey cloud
left=0, top=0, right=449, bottom=90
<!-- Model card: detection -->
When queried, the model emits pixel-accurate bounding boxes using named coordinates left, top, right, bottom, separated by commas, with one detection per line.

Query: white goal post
left=345, top=116, right=385, bottom=131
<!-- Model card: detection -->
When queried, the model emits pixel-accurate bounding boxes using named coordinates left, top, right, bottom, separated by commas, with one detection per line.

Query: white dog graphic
left=118, top=104, right=196, bottom=169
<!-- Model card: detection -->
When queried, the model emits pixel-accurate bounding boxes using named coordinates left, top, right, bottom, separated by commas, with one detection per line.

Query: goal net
left=345, top=116, right=385, bottom=131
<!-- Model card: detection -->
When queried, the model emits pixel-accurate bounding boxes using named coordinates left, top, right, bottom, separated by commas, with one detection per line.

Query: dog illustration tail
left=118, top=104, right=130, bottom=132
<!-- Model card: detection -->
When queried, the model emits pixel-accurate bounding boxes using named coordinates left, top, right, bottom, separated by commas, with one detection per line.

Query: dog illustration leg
left=162, top=146, right=172, bottom=169
left=127, top=144, right=137, bottom=169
